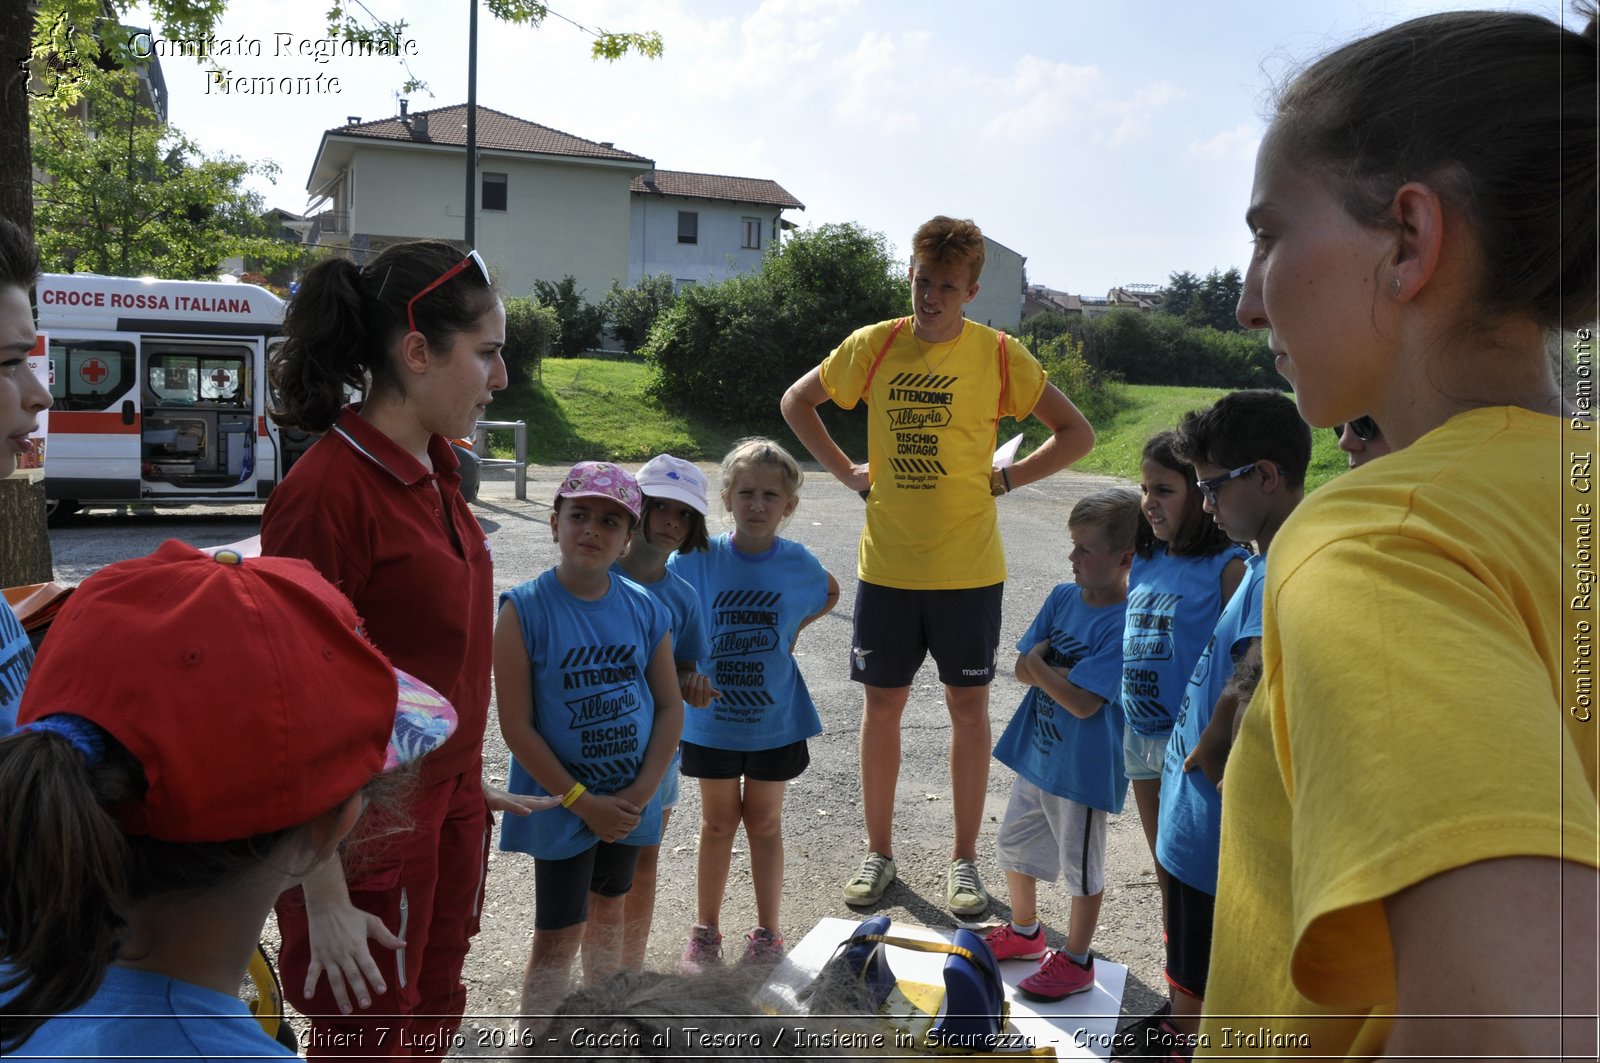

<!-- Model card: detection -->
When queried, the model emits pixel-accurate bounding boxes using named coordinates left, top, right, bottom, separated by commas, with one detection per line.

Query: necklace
left=910, top=325, right=960, bottom=375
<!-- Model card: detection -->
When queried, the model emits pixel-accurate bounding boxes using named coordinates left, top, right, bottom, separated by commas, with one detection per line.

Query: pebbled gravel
left=48, top=461, right=1169, bottom=1054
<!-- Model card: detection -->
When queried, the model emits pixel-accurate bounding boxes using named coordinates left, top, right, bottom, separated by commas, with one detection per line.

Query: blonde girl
left=668, top=438, right=839, bottom=970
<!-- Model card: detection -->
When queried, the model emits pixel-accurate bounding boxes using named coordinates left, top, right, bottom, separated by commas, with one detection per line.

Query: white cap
left=636, top=455, right=709, bottom=515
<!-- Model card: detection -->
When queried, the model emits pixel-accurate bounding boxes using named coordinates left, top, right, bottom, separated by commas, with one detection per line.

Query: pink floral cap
left=556, top=461, right=642, bottom=520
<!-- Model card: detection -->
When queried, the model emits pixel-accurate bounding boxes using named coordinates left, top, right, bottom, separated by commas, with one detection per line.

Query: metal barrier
left=471, top=420, right=528, bottom=500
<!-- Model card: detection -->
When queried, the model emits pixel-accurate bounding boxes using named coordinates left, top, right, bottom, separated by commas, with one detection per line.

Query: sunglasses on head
left=405, top=249, right=491, bottom=334
left=1332, top=416, right=1380, bottom=442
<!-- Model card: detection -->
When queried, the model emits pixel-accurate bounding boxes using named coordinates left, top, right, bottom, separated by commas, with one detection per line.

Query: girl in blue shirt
left=1124, top=431, right=1247, bottom=925
left=495, top=462, right=684, bottom=1011
left=668, top=438, right=839, bottom=971
left=614, top=454, right=717, bottom=972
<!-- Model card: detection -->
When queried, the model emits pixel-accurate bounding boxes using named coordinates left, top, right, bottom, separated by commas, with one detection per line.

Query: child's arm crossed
left=1015, top=640, right=1106, bottom=719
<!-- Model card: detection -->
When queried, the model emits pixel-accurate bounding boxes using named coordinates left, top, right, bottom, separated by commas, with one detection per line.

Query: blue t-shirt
left=1121, top=543, right=1249, bottom=737
left=993, top=584, right=1130, bottom=814
left=498, top=568, right=671, bottom=860
left=0, top=597, right=35, bottom=735
left=1155, top=554, right=1266, bottom=894
left=668, top=534, right=829, bottom=751
left=1, top=965, right=293, bottom=1060
left=611, top=561, right=709, bottom=666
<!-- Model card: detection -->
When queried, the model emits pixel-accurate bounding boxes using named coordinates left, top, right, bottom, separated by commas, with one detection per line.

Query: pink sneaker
left=984, top=923, right=1047, bottom=961
left=741, top=926, right=785, bottom=966
left=1018, top=951, right=1095, bottom=1002
left=681, top=924, right=723, bottom=974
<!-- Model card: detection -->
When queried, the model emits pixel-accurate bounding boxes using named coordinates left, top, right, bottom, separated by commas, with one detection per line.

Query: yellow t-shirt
left=818, top=318, right=1047, bottom=590
left=1199, top=406, right=1599, bottom=1058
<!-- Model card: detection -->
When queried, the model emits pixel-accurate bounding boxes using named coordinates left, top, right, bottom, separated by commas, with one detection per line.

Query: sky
left=124, top=0, right=1565, bottom=296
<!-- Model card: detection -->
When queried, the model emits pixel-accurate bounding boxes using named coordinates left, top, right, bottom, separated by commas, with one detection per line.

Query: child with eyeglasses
left=1121, top=431, right=1248, bottom=931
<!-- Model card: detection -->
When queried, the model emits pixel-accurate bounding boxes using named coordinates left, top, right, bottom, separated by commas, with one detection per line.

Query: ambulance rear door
left=44, top=332, right=142, bottom=508
left=139, top=335, right=263, bottom=500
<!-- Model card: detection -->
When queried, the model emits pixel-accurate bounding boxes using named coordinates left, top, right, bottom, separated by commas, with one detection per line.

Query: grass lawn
left=492, top=358, right=1351, bottom=491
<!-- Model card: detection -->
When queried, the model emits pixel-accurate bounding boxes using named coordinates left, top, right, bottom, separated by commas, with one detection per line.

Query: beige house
left=305, top=103, right=653, bottom=300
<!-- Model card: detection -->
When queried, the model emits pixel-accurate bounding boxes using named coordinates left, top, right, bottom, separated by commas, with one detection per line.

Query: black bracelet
left=1001, top=467, right=1012, bottom=493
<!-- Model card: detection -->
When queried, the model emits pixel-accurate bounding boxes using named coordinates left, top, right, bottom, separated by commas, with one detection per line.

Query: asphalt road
left=47, top=460, right=1170, bottom=1051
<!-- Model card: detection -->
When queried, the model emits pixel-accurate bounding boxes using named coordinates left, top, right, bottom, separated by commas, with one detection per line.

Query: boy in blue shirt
left=986, top=487, right=1140, bottom=1000
left=1135, top=389, right=1308, bottom=1050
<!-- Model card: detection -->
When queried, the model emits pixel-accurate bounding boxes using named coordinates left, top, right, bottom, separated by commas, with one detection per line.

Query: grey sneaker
left=841, top=852, right=897, bottom=906
left=947, top=858, right=989, bottom=917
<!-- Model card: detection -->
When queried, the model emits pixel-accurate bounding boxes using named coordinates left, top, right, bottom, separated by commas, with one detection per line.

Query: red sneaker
left=984, top=923, right=1047, bottom=961
left=1018, top=950, right=1095, bottom=1001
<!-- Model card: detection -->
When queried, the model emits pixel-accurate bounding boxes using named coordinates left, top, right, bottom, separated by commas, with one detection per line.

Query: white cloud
left=1187, top=122, right=1262, bottom=162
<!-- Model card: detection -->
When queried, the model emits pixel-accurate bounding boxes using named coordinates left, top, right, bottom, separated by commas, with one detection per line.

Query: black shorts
left=680, top=739, right=810, bottom=782
left=533, top=842, right=641, bottom=930
left=1161, top=864, right=1216, bottom=1000
left=850, top=580, right=1003, bottom=687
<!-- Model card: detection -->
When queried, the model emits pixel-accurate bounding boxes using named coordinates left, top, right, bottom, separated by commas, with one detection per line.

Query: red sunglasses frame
left=405, top=249, right=490, bottom=334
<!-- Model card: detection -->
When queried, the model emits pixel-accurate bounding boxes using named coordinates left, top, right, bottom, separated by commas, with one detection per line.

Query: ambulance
left=35, top=273, right=314, bottom=522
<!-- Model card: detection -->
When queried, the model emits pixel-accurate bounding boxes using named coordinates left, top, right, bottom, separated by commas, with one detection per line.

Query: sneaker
left=946, top=858, right=990, bottom=916
left=741, top=926, right=785, bottom=966
left=1018, top=950, right=1095, bottom=1002
left=1110, top=1008, right=1186, bottom=1061
left=680, top=924, right=722, bottom=974
left=842, top=852, right=897, bottom=907
left=984, top=922, right=1047, bottom=961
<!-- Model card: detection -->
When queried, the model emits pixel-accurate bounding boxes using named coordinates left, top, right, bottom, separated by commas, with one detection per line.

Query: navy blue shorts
left=680, top=738, right=810, bottom=782
left=849, top=580, right=1003, bottom=687
left=533, top=842, right=641, bottom=930
left=1161, top=864, right=1216, bottom=1000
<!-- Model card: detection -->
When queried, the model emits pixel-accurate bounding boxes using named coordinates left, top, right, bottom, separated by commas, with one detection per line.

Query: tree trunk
left=0, top=0, right=34, bottom=232
left=1, top=6, right=56, bottom=586
left=0, top=479, right=53, bottom=585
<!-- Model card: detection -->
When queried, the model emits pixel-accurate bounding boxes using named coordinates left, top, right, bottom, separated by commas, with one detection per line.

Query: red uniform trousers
left=276, top=768, right=493, bottom=1059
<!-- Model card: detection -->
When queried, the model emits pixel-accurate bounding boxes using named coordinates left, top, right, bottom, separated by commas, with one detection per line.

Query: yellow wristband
left=560, top=782, right=587, bottom=808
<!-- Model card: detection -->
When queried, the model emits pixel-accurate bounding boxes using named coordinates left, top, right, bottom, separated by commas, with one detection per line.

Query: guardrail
left=471, top=420, right=528, bottom=500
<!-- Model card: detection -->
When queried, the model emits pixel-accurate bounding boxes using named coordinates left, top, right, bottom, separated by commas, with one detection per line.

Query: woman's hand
left=484, top=782, right=561, bottom=816
left=299, top=864, right=403, bottom=1014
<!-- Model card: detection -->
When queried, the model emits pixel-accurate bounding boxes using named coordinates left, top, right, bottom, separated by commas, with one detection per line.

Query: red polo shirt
left=262, top=406, right=492, bottom=785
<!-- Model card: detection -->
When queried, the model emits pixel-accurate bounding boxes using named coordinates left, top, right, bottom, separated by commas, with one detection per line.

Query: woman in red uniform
left=264, top=241, right=549, bottom=1058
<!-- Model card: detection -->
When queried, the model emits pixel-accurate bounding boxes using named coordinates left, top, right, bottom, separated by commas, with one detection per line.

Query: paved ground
left=48, top=460, right=1170, bottom=1053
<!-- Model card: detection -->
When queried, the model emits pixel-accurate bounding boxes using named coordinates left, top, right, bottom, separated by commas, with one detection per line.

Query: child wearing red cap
left=0, top=541, right=458, bottom=1058
left=495, top=461, right=685, bottom=1012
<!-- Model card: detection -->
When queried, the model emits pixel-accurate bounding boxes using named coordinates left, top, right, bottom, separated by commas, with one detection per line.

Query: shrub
left=502, top=297, right=560, bottom=387
left=602, top=274, right=678, bottom=353
left=532, top=276, right=607, bottom=356
left=643, top=223, right=910, bottom=428
left=1035, top=332, right=1126, bottom=426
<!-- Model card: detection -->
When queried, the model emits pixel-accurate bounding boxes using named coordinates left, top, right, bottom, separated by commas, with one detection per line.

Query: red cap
left=18, top=540, right=456, bottom=842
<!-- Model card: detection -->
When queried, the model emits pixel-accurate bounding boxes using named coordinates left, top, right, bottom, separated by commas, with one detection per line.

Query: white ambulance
left=35, top=273, right=315, bottom=521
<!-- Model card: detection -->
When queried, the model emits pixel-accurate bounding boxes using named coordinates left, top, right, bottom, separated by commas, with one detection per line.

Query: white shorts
left=1123, top=728, right=1170, bottom=781
left=994, top=777, right=1107, bottom=896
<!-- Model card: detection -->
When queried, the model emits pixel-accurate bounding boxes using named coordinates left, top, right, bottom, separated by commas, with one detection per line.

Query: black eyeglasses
left=1195, top=463, right=1258, bottom=507
left=1332, top=416, right=1380, bottom=442
left=406, top=249, right=490, bottom=334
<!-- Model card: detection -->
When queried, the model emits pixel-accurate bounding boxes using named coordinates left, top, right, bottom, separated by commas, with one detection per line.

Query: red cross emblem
left=79, top=357, right=108, bottom=384
left=209, top=367, right=234, bottom=389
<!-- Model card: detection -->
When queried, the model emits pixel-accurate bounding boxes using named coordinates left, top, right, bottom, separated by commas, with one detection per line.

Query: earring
left=1391, top=275, right=1402, bottom=296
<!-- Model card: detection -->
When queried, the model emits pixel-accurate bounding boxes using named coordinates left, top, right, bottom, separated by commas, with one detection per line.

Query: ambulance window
left=146, top=351, right=248, bottom=407
left=48, top=341, right=134, bottom=411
